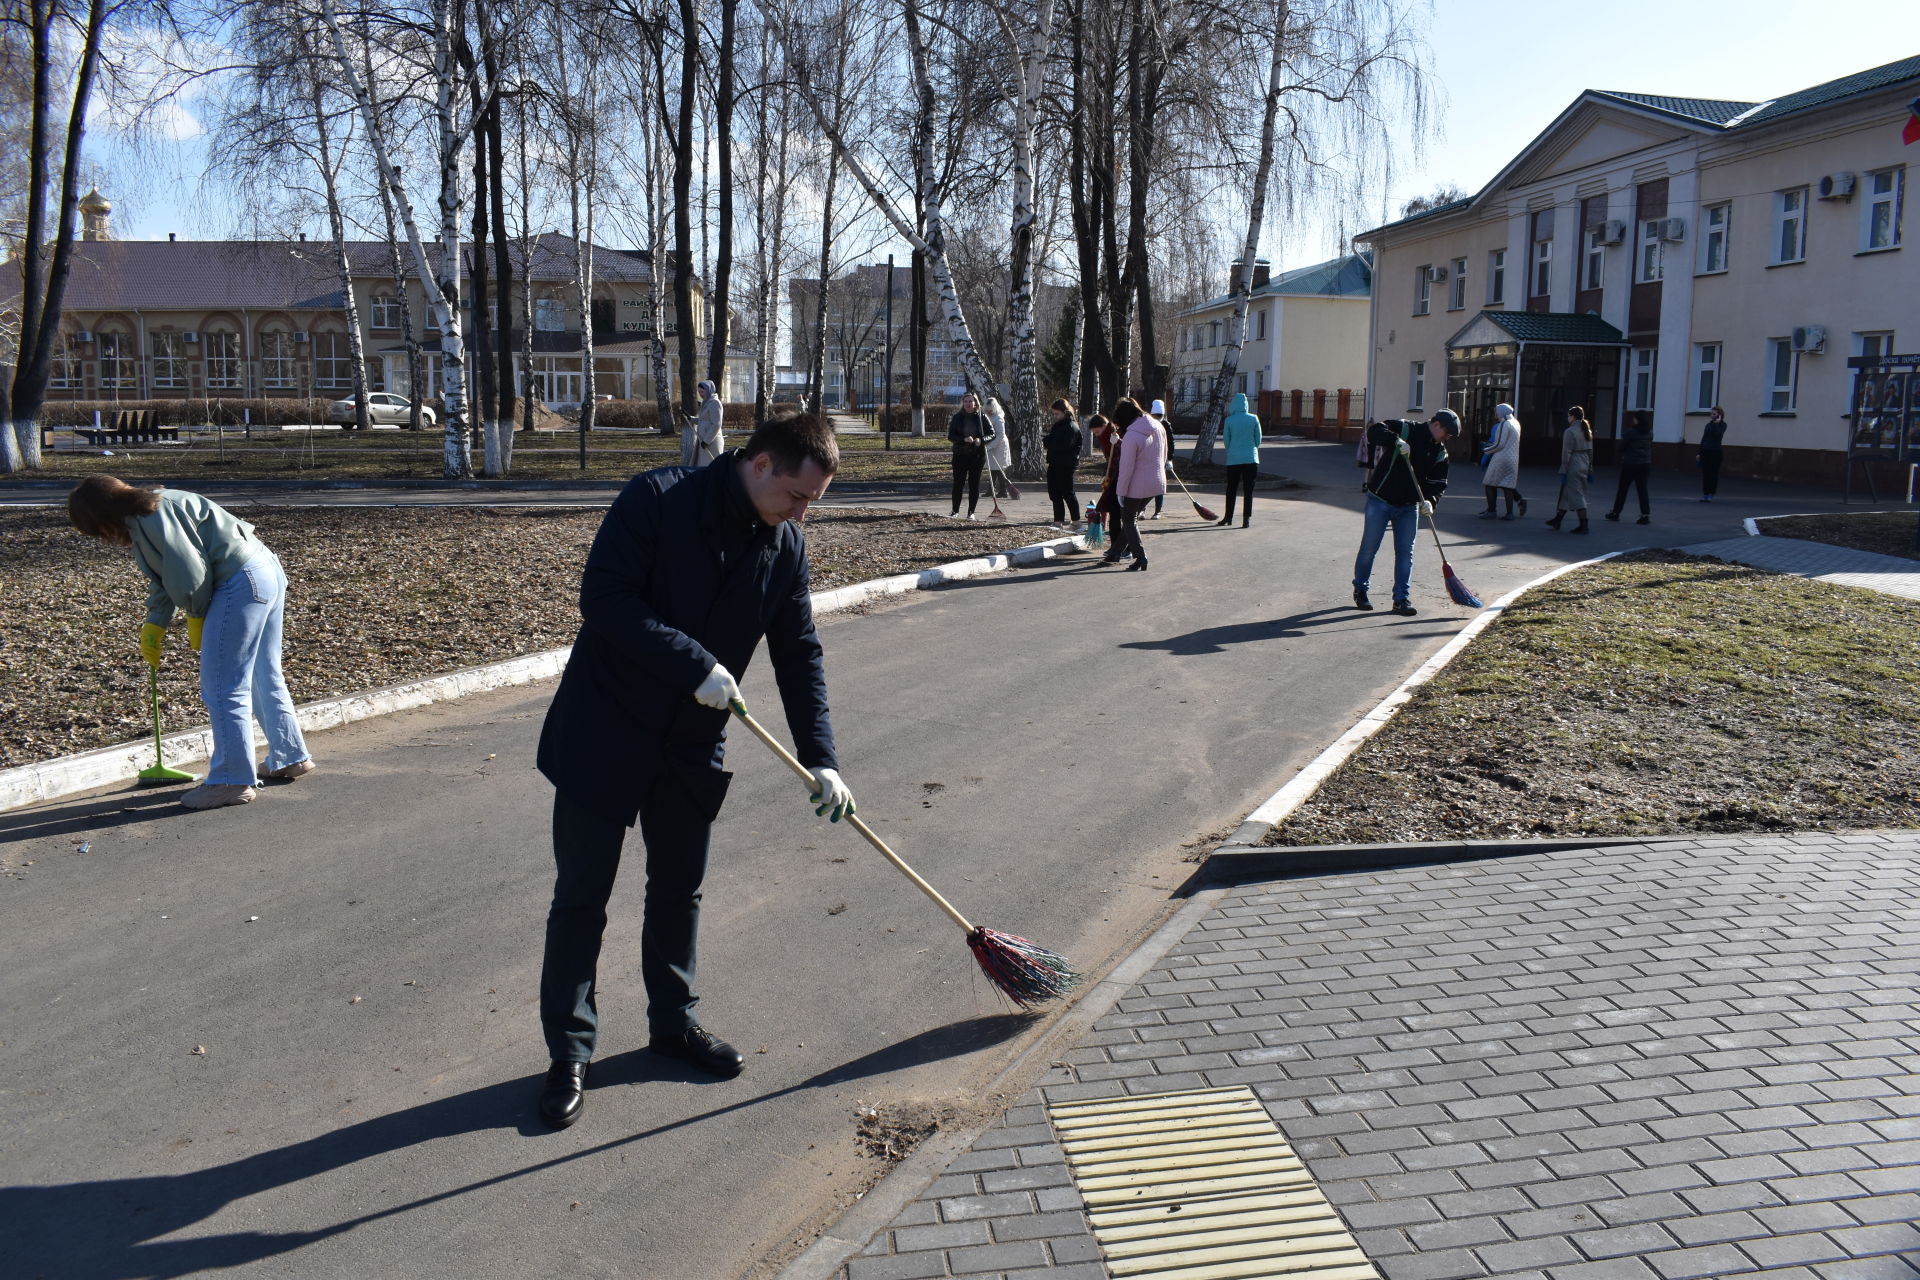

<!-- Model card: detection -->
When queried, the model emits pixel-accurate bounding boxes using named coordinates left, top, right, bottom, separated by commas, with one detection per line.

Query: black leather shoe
left=539, top=1061, right=589, bottom=1128
left=1391, top=600, right=1418, bottom=616
left=1353, top=588, right=1374, bottom=611
left=650, top=1026, right=745, bottom=1078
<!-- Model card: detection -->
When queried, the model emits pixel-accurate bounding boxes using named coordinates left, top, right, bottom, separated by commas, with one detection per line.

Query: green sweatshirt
left=127, top=489, right=268, bottom=626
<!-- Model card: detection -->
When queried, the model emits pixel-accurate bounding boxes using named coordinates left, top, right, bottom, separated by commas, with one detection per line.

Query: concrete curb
left=0, top=534, right=1084, bottom=813
left=1206, top=833, right=1699, bottom=880
left=1218, top=548, right=1637, bottom=850
left=772, top=883, right=1232, bottom=1280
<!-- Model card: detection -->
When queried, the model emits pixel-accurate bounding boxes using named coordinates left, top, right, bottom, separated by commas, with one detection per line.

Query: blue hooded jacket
left=1222, top=393, right=1262, bottom=466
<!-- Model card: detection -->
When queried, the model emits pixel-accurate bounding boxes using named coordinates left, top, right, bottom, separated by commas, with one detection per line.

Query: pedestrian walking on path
left=532, top=414, right=857, bottom=1128
left=67, top=476, right=314, bottom=810
left=1216, top=392, right=1262, bottom=528
left=1110, top=397, right=1166, bottom=571
left=1606, top=410, right=1654, bottom=524
left=1697, top=405, right=1728, bottom=501
left=947, top=392, right=991, bottom=519
left=1353, top=411, right=1457, bottom=615
left=1545, top=405, right=1594, bottom=533
left=1478, top=402, right=1526, bottom=519
left=1043, top=398, right=1083, bottom=526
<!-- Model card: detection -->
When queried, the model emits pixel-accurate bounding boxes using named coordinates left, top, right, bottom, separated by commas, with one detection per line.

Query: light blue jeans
left=1353, top=494, right=1418, bottom=604
left=200, top=551, right=308, bottom=785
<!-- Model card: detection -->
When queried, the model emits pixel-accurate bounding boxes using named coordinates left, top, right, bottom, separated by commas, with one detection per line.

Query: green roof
left=1448, top=311, right=1626, bottom=348
left=1590, top=92, right=1758, bottom=126
left=1179, top=252, right=1372, bottom=315
left=1740, top=54, right=1920, bottom=126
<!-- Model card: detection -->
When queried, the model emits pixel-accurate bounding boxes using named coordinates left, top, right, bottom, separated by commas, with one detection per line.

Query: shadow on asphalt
left=0, top=1013, right=1038, bottom=1280
left=0, top=786, right=197, bottom=842
left=1121, top=608, right=1446, bottom=654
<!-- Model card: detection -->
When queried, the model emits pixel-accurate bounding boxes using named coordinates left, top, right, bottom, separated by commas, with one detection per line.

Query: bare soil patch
left=1759, top=511, right=1920, bottom=562
left=1268, top=550, right=1920, bottom=845
left=0, top=503, right=1073, bottom=768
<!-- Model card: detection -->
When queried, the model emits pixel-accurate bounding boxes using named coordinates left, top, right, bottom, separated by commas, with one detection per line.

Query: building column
left=1652, top=166, right=1700, bottom=445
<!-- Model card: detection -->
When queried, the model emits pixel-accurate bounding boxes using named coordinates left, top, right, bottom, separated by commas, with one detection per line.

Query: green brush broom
left=138, top=664, right=196, bottom=784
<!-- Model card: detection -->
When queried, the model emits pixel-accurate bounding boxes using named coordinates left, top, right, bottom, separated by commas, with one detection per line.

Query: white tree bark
left=304, top=61, right=371, bottom=434
left=998, top=0, right=1059, bottom=480
left=1193, top=0, right=1289, bottom=463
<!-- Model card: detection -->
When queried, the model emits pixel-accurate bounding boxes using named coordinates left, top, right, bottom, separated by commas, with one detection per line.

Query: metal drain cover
left=1048, top=1085, right=1379, bottom=1279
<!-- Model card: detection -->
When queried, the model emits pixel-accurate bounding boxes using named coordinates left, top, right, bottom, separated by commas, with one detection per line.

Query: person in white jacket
left=1147, top=398, right=1173, bottom=517
left=1479, top=402, right=1525, bottom=520
left=983, top=396, right=1016, bottom=501
left=685, top=380, right=725, bottom=466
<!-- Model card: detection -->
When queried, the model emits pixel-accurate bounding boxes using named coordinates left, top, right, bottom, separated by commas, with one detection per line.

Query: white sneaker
left=181, top=783, right=256, bottom=810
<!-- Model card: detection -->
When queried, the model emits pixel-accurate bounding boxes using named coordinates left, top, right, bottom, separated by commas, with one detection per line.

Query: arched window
left=50, top=331, right=83, bottom=390
left=97, top=329, right=136, bottom=392
left=152, top=332, right=187, bottom=389
left=205, top=331, right=242, bottom=390
left=260, top=329, right=296, bottom=388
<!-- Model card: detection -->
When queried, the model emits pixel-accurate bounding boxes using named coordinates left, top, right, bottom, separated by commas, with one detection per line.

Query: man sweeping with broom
left=1352, top=409, right=1459, bottom=616
left=533, top=412, right=854, bottom=1128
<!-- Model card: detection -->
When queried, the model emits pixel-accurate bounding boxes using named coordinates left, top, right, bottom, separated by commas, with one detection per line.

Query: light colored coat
left=1557, top=424, right=1593, bottom=511
left=127, top=489, right=267, bottom=626
left=1118, top=417, right=1168, bottom=500
left=1483, top=417, right=1522, bottom=490
left=694, top=395, right=724, bottom=463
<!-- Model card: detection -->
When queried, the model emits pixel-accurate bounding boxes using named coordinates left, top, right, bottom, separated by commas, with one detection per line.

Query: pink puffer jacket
left=1117, top=418, right=1168, bottom=500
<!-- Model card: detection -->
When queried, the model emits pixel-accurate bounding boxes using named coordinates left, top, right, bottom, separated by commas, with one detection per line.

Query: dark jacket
left=1043, top=417, right=1083, bottom=468
left=537, top=452, right=837, bottom=828
left=1619, top=420, right=1654, bottom=467
left=948, top=409, right=992, bottom=462
left=1700, top=418, right=1728, bottom=451
left=1363, top=420, right=1451, bottom=507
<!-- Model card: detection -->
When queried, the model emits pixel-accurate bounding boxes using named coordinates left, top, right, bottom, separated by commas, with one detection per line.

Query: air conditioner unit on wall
left=1426, top=265, right=1448, bottom=282
left=75, top=330, right=94, bottom=344
left=294, top=331, right=310, bottom=343
left=183, top=331, right=199, bottom=343
left=1792, top=325, right=1827, bottom=353
left=1657, top=217, right=1687, bottom=242
left=1817, top=172, right=1856, bottom=200
left=1597, top=220, right=1627, bottom=246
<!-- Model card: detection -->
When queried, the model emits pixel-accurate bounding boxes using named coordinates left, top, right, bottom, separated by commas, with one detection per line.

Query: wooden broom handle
left=730, top=702, right=976, bottom=935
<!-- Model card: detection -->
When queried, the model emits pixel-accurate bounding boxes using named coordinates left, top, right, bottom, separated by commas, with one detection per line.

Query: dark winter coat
left=948, top=410, right=992, bottom=462
left=536, top=452, right=837, bottom=828
left=1700, top=418, right=1728, bottom=452
left=1363, top=420, right=1452, bottom=507
left=1619, top=420, right=1654, bottom=467
left=1044, top=417, right=1083, bottom=468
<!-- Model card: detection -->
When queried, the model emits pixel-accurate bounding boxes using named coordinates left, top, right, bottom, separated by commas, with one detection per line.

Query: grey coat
left=1557, top=425, right=1593, bottom=511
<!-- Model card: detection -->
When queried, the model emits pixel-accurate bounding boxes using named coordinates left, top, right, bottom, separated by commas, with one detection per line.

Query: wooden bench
left=73, top=410, right=180, bottom=446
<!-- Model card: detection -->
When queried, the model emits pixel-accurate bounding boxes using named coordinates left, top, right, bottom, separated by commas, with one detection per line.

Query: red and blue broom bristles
left=968, top=926, right=1082, bottom=1007
left=1443, top=562, right=1483, bottom=609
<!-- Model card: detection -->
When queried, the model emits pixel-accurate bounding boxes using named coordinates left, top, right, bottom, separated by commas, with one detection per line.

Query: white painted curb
left=1238, top=549, right=1635, bottom=836
left=0, top=533, right=1084, bottom=813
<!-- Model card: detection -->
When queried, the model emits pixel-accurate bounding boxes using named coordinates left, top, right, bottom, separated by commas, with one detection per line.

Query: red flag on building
left=1906, top=96, right=1920, bottom=145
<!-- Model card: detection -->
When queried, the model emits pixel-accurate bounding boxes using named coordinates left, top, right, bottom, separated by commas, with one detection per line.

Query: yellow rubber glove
left=140, top=623, right=166, bottom=669
left=186, top=616, right=204, bottom=652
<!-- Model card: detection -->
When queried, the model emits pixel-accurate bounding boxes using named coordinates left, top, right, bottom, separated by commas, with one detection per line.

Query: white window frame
left=1581, top=228, right=1604, bottom=291
left=1630, top=346, right=1657, bottom=412
left=151, top=332, right=187, bottom=389
left=261, top=331, right=296, bottom=389
left=1487, top=249, right=1506, bottom=305
left=49, top=331, right=82, bottom=389
left=1773, top=188, right=1807, bottom=264
left=370, top=294, right=401, bottom=329
left=1409, top=360, right=1426, bottom=411
left=1413, top=266, right=1431, bottom=316
left=1531, top=239, right=1551, bottom=298
left=1698, top=203, right=1730, bottom=274
left=97, top=331, right=136, bottom=391
left=1637, top=219, right=1665, bottom=283
left=534, top=296, right=567, bottom=332
left=1255, top=308, right=1268, bottom=340
left=312, top=331, right=352, bottom=388
left=1765, top=338, right=1798, bottom=412
left=1447, top=258, right=1467, bottom=310
left=1863, top=167, right=1904, bottom=252
left=204, top=331, right=241, bottom=390
left=1689, top=343, right=1721, bottom=412
left=1854, top=331, right=1895, bottom=360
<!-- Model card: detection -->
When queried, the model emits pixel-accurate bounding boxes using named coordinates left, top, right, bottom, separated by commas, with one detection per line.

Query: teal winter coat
left=1222, top=393, right=1262, bottom=466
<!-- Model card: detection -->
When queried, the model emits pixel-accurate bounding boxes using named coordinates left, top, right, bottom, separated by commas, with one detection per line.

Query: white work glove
left=693, top=662, right=740, bottom=710
left=1395, top=438, right=1411, bottom=457
left=1418, top=500, right=1434, bottom=517
left=808, top=767, right=855, bottom=822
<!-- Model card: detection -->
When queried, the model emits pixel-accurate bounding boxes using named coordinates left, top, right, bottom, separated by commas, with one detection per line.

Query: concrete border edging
left=0, top=534, right=1083, bottom=813
left=1220, top=549, right=1636, bottom=850
left=1207, top=834, right=1698, bottom=881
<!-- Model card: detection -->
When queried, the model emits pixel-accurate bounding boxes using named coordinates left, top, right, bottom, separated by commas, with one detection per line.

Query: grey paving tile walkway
left=1682, top=536, right=1920, bottom=602
left=831, top=832, right=1920, bottom=1280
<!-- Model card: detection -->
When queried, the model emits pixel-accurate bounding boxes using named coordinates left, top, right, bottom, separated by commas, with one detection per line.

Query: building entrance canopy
left=1445, top=311, right=1626, bottom=465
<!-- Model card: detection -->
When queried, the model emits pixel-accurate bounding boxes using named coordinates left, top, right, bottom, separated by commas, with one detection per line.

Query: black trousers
left=1110, top=496, right=1150, bottom=560
left=1046, top=463, right=1077, bottom=522
left=950, top=455, right=983, bottom=514
left=1612, top=464, right=1651, bottom=516
left=1700, top=449, right=1722, bottom=496
left=540, top=778, right=714, bottom=1063
left=1222, top=463, right=1256, bottom=522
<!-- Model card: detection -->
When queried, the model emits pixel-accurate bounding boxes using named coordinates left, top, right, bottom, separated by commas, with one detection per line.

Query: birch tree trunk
left=1193, top=1, right=1288, bottom=462
left=321, top=0, right=470, bottom=477
left=706, top=0, right=736, bottom=390
left=305, top=62, right=371, bottom=434
left=999, top=0, right=1059, bottom=480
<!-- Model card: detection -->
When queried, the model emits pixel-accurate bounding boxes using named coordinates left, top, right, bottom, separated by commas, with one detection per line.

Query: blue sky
left=97, top=0, right=1911, bottom=275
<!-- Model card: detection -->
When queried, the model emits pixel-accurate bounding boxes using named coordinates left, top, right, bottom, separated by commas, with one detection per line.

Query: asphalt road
left=0, top=444, right=1813, bottom=1279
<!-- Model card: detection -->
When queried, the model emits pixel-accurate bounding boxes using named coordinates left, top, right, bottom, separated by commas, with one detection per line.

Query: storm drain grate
left=1048, top=1085, right=1379, bottom=1280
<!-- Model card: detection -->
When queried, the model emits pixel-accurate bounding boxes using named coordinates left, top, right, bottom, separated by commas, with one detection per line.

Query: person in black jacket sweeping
left=1352, top=410, right=1457, bottom=616
left=1043, top=398, right=1083, bottom=526
left=534, top=412, right=855, bottom=1128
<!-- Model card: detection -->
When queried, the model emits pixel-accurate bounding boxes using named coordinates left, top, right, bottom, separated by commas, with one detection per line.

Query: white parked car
left=328, top=392, right=436, bottom=427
